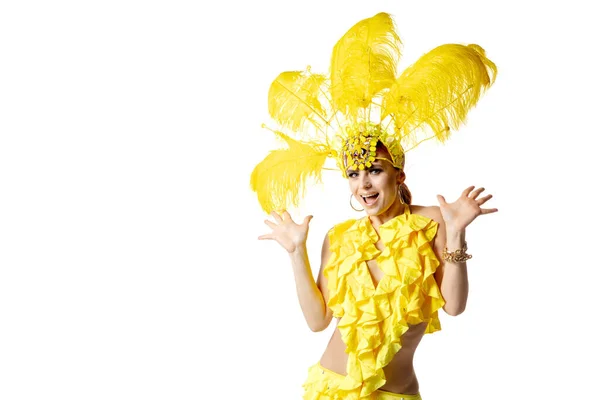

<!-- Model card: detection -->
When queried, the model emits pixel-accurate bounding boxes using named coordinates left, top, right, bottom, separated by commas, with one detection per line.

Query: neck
left=367, top=197, right=405, bottom=229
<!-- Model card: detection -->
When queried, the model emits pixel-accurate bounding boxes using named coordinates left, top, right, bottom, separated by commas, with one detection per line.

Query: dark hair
left=376, top=142, right=412, bottom=205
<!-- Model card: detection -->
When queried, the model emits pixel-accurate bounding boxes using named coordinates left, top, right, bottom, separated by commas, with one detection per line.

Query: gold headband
left=341, top=122, right=405, bottom=177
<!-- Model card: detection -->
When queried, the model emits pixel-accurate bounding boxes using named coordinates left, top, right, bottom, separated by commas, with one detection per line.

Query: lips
left=361, top=193, right=379, bottom=205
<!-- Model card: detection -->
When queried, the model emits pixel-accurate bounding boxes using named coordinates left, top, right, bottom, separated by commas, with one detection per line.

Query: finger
left=270, top=211, right=283, bottom=223
left=461, top=186, right=476, bottom=197
left=436, top=194, right=447, bottom=206
left=476, top=194, right=493, bottom=205
left=282, top=210, right=292, bottom=221
left=258, top=234, right=274, bottom=240
left=470, top=187, right=485, bottom=199
left=480, top=208, right=499, bottom=215
left=304, top=215, right=313, bottom=225
left=264, top=219, right=277, bottom=229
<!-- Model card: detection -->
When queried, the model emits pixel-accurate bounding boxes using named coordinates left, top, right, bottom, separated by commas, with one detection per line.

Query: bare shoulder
left=411, top=205, right=447, bottom=266
left=409, top=204, right=445, bottom=226
left=321, top=227, right=332, bottom=254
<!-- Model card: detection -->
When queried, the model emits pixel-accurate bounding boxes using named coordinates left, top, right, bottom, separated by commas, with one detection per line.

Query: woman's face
left=346, top=147, right=404, bottom=215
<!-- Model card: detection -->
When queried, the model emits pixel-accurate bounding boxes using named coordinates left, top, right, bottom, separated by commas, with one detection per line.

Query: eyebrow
left=346, top=163, right=384, bottom=174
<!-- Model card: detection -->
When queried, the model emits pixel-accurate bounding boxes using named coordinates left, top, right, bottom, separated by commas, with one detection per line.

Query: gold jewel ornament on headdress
left=250, top=12, right=497, bottom=214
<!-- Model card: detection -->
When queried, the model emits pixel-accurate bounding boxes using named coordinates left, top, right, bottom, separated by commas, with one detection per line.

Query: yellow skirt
left=303, top=362, right=423, bottom=400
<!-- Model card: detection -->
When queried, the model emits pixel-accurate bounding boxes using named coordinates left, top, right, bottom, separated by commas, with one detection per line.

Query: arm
left=429, top=206, right=469, bottom=316
left=289, top=231, right=333, bottom=332
left=432, top=186, right=497, bottom=316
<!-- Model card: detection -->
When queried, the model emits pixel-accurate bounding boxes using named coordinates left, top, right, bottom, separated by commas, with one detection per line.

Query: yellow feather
left=250, top=131, right=329, bottom=214
left=382, top=44, right=497, bottom=149
left=330, top=12, right=402, bottom=117
left=268, top=71, right=328, bottom=133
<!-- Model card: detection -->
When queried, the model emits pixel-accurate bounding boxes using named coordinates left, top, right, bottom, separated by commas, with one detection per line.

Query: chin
left=365, top=206, right=381, bottom=215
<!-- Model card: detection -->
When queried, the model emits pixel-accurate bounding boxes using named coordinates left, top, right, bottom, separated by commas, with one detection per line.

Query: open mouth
left=361, top=193, right=379, bottom=205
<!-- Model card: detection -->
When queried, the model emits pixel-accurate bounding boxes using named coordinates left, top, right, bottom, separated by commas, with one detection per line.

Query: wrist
left=289, top=243, right=308, bottom=255
left=442, top=241, right=472, bottom=263
left=445, top=228, right=465, bottom=242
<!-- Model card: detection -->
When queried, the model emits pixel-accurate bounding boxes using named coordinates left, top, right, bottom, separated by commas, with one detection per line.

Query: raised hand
left=436, top=186, right=498, bottom=232
left=258, top=210, right=313, bottom=253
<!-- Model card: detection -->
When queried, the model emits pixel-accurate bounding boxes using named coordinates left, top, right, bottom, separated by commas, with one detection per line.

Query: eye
left=348, top=172, right=357, bottom=178
left=370, top=169, right=382, bottom=174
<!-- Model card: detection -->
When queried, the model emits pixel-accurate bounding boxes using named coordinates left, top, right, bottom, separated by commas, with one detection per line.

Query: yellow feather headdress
left=250, top=12, right=497, bottom=214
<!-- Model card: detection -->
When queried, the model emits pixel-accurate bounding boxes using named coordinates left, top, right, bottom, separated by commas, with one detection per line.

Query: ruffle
left=302, top=363, right=371, bottom=400
left=322, top=206, right=445, bottom=398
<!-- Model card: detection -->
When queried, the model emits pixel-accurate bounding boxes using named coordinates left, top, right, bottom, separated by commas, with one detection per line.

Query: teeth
left=362, top=193, right=378, bottom=198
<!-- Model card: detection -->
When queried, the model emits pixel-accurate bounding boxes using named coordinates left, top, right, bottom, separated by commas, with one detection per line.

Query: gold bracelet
left=442, top=241, right=472, bottom=263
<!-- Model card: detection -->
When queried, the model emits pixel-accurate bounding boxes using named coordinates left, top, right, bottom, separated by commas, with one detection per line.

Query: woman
left=251, top=12, right=497, bottom=399
left=259, top=142, right=497, bottom=399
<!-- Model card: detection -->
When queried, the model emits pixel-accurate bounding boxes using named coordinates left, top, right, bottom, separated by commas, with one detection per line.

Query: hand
left=258, top=210, right=313, bottom=253
left=436, top=186, right=498, bottom=232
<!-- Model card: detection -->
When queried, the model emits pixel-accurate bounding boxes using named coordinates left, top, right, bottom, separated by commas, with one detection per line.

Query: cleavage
left=365, top=259, right=384, bottom=289
left=365, top=239, right=386, bottom=289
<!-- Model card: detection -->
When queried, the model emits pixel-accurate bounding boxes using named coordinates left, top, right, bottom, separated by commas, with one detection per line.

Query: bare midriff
left=318, top=319, right=427, bottom=394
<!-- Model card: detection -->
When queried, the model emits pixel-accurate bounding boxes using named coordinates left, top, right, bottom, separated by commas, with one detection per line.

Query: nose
left=359, top=172, right=372, bottom=188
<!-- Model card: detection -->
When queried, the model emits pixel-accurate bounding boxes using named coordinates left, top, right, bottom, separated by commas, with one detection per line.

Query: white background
left=1, top=0, right=598, bottom=399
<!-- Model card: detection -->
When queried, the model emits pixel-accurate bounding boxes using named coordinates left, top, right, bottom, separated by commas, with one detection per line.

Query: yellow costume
left=250, top=10, right=496, bottom=399
left=305, top=362, right=422, bottom=399
left=302, top=204, right=439, bottom=399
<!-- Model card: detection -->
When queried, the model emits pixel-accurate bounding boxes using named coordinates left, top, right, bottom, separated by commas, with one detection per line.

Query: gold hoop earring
left=349, top=194, right=364, bottom=212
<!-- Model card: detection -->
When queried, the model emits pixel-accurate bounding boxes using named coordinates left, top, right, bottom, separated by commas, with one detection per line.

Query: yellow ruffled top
left=323, top=204, right=445, bottom=398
